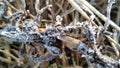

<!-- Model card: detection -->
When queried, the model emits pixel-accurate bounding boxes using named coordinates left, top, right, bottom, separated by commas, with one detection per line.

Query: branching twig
left=67, top=0, right=98, bottom=27
left=79, top=0, right=120, bottom=32
left=4, top=0, right=20, bottom=11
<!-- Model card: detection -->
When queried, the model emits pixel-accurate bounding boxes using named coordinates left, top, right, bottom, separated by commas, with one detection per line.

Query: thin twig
left=21, top=0, right=26, bottom=11
left=67, top=0, right=89, bottom=20
left=67, top=0, right=98, bottom=27
left=35, top=0, right=40, bottom=14
left=105, top=35, right=120, bottom=48
left=79, top=0, right=120, bottom=32
left=104, top=0, right=115, bottom=31
left=0, top=49, right=18, bottom=62
left=61, top=8, right=75, bottom=17
left=4, top=0, right=20, bottom=11
left=0, top=57, right=14, bottom=64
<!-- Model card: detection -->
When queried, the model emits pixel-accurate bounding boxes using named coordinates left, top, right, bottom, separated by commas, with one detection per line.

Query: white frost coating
left=55, top=15, right=63, bottom=26
left=44, top=43, right=61, bottom=55
left=22, top=19, right=39, bottom=33
left=104, top=0, right=115, bottom=31
left=34, top=54, right=54, bottom=63
left=90, top=14, right=95, bottom=21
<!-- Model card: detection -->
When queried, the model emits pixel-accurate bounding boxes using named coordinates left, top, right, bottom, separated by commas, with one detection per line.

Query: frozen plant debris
left=0, top=0, right=119, bottom=67
left=22, top=19, right=39, bottom=34
left=44, top=43, right=62, bottom=55
left=34, top=54, right=54, bottom=63
left=82, top=21, right=96, bottom=44
left=77, top=42, right=88, bottom=55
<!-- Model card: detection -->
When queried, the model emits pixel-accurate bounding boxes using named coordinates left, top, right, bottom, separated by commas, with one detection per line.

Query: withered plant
left=0, top=0, right=119, bottom=68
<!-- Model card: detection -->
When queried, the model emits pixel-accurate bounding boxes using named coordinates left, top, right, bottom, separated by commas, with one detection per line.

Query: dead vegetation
left=0, top=0, right=120, bottom=68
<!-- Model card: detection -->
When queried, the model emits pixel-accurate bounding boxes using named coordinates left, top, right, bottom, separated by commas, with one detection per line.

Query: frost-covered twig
left=77, top=42, right=119, bottom=67
left=21, top=0, right=26, bottom=11
left=18, top=43, right=24, bottom=66
left=0, top=1, right=6, bottom=19
left=34, top=4, right=52, bottom=21
left=104, top=0, right=115, bottom=31
left=4, top=11, right=23, bottom=19
left=79, top=0, right=120, bottom=32
left=34, top=54, right=54, bottom=63
left=35, top=0, right=40, bottom=13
